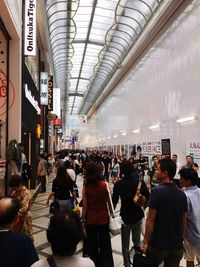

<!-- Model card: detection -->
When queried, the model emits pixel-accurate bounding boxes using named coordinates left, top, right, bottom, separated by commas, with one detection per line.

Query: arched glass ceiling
left=46, top=0, right=163, bottom=116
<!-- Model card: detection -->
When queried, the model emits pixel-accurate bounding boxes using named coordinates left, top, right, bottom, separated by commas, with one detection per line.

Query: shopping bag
left=109, top=215, right=122, bottom=236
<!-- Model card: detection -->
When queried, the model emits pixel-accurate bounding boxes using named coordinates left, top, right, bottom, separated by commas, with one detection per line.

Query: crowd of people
left=1, top=148, right=200, bottom=267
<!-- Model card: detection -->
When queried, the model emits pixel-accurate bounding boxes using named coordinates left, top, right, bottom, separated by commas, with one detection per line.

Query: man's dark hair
left=186, top=155, right=193, bottom=160
left=47, top=211, right=83, bottom=256
left=122, top=161, right=134, bottom=178
left=179, top=168, right=199, bottom=186
left=152, top=155, right=158, bottom=160
left=0, top=197, right=21, bottom=225
left=172, top=154, right=177, bottom=158
left=159, top=159, right=176, bottom=180
left=84, top=162, right=101, bottom=183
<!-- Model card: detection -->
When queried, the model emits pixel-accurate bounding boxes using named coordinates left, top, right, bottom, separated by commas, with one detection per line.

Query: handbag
left=106, top=183, right=122, bottom=235
left=133, top=180, right=147, bottom=207
left=109, top=215, right=122, bottom=235
left=49, top=200, right=60, bottom=214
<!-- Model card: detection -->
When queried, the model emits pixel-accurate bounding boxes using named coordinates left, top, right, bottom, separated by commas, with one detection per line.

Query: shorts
left=184, top=239, right=200, bottom=262
left=111, top=171, right=118, bottom=177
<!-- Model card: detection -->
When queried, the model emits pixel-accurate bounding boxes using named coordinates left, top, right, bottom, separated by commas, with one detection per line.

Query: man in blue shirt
left=141, top=159, right=187, bottom=267
left=0, top=197, right=38, bottom=267
left=179, top=168, right=200, bottom=267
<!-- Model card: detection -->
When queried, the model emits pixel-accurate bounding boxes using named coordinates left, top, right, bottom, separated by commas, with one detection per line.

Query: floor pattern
left=31, top=173, right=187, bottom=267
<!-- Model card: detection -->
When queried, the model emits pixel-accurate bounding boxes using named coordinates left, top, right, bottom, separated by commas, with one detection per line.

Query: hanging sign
left=40, top=72, right=48, bottom=105
left=52, top=88, right=61, bottom=118
left=48, top=75, right=53, bottom=111
left=24, top=0, right=37, bottom=56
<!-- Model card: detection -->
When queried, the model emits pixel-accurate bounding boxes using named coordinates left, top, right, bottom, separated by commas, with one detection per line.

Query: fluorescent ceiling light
left=113, top=135, right=117, bottom=138
left=132, top=129, right=140, bottom=134
left=102, top=138, right=105, bottom=140
left=149, top=124, right=160, bottom=130
left=121, top=132, right=127, bottom=136
left=176, top=116, right=195, bottom=123
left=107, top=136, right=111, bottom=139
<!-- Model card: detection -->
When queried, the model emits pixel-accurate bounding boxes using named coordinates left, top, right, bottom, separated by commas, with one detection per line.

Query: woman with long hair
left=46, top=166, right=78, bottom=211
left=81, top=162, right=114, bottom=267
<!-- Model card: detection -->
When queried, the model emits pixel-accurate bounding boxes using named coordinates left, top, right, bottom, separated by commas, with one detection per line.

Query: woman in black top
left=46, top=167, right=78, bottom=210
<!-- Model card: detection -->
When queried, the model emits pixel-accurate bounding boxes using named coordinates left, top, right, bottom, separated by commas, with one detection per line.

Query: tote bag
left=106, top=183, right=122, bottom=235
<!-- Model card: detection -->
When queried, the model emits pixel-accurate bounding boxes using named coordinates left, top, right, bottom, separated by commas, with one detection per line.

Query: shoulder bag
left=47, top=256, right=57, bottom=267
left=106, top=183, right=122, bottom=235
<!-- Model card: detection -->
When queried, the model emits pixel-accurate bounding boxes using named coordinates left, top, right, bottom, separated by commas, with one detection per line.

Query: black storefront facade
left=22, top=64, right=40, bottom=189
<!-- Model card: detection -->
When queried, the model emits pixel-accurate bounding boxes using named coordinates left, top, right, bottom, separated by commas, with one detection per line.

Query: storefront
left=0, top=19, right=10, bottom=196
left=22, top=64, right=40, bottom=188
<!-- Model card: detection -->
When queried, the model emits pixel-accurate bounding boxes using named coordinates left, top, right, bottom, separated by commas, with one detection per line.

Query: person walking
left=81, top=162, right=114, bottom=267
left=9, top=175, right=34, bottom=240
left=112, top=161, right=149, bottom=267
left=179, top=168, right=200, bottom=267
left=31, top=211, right=94, bottom=267
left=141, top=158, right=188, bottom=267
left=46, top=166, right=78, bottom=211
left=37, top=154, right=47, bottom=193
left=0, top=197, right=38, bottom=267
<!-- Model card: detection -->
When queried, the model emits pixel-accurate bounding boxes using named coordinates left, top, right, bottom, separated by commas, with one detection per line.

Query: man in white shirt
left=172, top=154, right=181, bottom=187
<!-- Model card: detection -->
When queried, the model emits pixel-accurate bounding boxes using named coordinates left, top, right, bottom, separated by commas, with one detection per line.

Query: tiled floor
left=31, top=172, right=187, bottom=267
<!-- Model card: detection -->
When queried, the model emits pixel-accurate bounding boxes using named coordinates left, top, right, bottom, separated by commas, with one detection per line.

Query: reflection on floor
left=31, top=173, right=187, bottom=267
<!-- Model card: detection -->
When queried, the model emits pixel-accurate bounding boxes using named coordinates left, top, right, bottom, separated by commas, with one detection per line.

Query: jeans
left=121, top=220, right=142, bottom=267
left=86, top=224, right=114, bottom=267
left=149, top=246, right=183, bottom=267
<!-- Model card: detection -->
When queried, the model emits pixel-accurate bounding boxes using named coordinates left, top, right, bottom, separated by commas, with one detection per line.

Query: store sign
left=53, top=119, right=62, bottom=126
left=40, top=72, right=48, bottom=105
left=186, top=141, right=200, bottom=166
left=142, top=141, right=161, bottom=155
left=161, top=139, right=171, bottom=158
left=24, top=0, right=37, bottom=56
left=52, top=88, right=61, bottom=118
left=48, top=75, right=53, bottom=111
left=25, top=84, right=40, bottom=114
left=47, top=113, right=57, bottom=120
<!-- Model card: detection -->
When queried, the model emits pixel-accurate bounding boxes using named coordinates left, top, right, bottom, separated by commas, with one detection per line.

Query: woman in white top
left=31, top=211, right=95, bottom=267
left=65, top=160, right=76, bottom=182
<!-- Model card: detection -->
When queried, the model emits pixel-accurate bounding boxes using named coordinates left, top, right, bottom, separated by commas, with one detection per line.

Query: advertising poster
left=186, top=141, right=200, bottom=166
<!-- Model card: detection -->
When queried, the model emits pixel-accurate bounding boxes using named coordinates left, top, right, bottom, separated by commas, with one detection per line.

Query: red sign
left=53, top=119, right=62, bottom=126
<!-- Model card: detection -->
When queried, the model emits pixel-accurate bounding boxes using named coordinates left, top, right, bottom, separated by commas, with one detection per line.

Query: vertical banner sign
left=52, top=88, right=61, bottom=118
left=161, top=139, right=171, bottom=158
left=24, top=0, right=37, bottom=56
left=48, top=75, right=53, bottom=111
left=40, top=72, right=48, bottom=105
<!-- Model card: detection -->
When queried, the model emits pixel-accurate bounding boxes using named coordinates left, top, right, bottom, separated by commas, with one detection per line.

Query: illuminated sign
left=24, top=0, right=37, bottom=56
left=40, top=72, right=48, bottom=105
left=52, top=88, right=60, bottom=118
left=48, top=75, right=53, bottom=111
left=25, top=84, right=40, bottom=114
